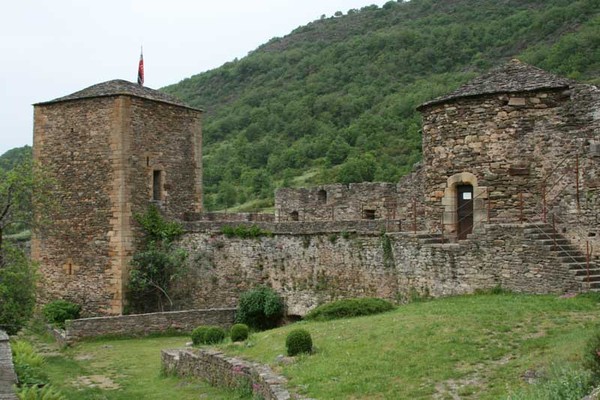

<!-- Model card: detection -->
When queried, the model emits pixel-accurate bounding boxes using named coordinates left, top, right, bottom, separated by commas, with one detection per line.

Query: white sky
left=0, top=0, right=391, bottom=156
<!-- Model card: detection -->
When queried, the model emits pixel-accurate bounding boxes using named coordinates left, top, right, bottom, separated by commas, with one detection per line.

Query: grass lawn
left=218, top=293, right=600, bottom=399
left=36, top=335, right=250, bottom=399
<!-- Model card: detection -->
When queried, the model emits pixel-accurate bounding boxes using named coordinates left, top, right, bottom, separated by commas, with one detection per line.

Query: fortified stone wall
left=128, top=97, right=203, bottom=221
left=33, top=97, right=119, bottom=315
left=275, top=183, right=401, bottom=222
left=174, top=224, right=582, bottom=316
left=33, top=85, right=203, bottom=316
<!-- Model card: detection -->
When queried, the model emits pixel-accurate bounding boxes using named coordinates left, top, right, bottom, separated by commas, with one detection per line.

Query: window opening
left=317, top=189, right=327, bottom=204
left=152, top=170, right=162, bottom=201
left=363, top=209, right=376, bottom=220
left=290, top=211, right=299, bottom=221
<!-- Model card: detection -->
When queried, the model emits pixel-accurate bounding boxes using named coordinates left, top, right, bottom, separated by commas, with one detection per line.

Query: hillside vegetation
left=163, top=0, right=600, bottom=211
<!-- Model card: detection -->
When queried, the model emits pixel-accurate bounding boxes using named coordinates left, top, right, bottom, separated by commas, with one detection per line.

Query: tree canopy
left=162, top=0, right=599, bottom=211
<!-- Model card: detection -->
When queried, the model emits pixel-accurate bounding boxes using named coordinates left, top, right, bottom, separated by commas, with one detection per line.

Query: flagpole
left=137, top=46, right=144, bottom=86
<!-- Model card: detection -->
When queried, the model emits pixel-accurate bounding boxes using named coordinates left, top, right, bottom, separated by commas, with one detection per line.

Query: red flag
left=137, top=49, right=144, bottom=86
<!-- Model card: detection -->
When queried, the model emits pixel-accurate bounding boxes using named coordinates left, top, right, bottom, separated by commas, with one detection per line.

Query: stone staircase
left=414, top=232, right=449, bottom=245
left=524, top=223, right=600, bottom=291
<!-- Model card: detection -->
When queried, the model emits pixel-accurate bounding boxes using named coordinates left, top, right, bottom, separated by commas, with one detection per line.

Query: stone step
left=560, top=255, right=587, bottom=263
left=576, top=275, right=600, bottom=282
left=421, top=237, right=448, bottom=244
left=585, top=281, right=600, bottom=289
left=538, top=239, right=571, bottom=246
left=570, top=266, right=599, bottom=275
left=528, top=233, right=562, bottom=240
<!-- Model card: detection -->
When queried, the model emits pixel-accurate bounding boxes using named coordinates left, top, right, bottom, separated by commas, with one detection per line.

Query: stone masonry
left=32, top=80, right=203, bottom=315
left=34, top=60, right=599, bottom=319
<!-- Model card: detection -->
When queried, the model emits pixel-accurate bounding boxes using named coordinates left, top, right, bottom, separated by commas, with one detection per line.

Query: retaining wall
left=54, top=308, right=236, bottom=345
left=162, top=348, right=310, bottom=400
left=0, top=330, right=17, bottom=400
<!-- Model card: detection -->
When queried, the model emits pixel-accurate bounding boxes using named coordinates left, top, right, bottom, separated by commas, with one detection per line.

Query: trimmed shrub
left=204, top=326, right=226, bottom=344
left=230, top=323, right=249, bottom=342
left=42, top=300, right=81, bottom=328
left=236, top=286, right=284, bottom=330
left=191, top=326, right=210, bottom=345
left=286, top=329, right=313, bottom=356
left=305, top=297, right=395, bottom=321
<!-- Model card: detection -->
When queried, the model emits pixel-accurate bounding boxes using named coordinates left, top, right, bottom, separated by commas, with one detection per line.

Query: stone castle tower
left=32, top=80, right=203, bottom=315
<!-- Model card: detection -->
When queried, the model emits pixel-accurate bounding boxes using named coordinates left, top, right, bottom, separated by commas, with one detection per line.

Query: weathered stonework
left=49, top=308, right=235, bottom=345
left=162, top=348, right=310, bottom=400
left=0, top=331, right=17, bottom=400
left=34, top=60, right=599, bottom=320
left=32, top=81, right=203, bottom=315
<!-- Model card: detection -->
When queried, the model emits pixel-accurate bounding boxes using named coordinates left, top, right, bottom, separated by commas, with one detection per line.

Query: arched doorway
left=441, top=172, right=487, bottom=241
left=456, top=184, right=473, bottom=240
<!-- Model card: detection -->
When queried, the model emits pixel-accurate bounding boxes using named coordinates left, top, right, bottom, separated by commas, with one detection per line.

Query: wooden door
left=457, top=184, right=473, bottom=240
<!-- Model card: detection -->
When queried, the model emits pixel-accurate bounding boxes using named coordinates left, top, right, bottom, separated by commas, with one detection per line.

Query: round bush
left=42, top=300, right=81, bottom=328
left=230, top=323, right=249, bottom=342
left=191, top=325, right=210, bottom=345
left=286, top=329, right=313, bottom=356
left=236, top=286, right=284, bottom=331
left=304, top=297, right=395, bottom=321
left=204, top=326, right=226, bottom=344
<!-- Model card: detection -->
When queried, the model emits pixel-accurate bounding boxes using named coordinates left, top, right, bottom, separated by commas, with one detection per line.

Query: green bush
left=42, top=300, right=81, bottom=328
left=236, top=286, right=284, bottom=330
left=230, top=323, right=249, bottom=342
left=286, top=329, right=313, bottom=356
left=584, top=331, right=600, bottom=383
left=204, top=326, right=226, bottom=344
left=305, top=297, right=395, bottom=321
left=17, top=385, right=66, bottom=400
left=191, top=326, right=210, bottom=345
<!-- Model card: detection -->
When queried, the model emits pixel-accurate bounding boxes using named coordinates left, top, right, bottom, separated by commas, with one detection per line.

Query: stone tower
left=417, top=59, right=598, bottom=242
left=32, top=80, right=203, bottom=315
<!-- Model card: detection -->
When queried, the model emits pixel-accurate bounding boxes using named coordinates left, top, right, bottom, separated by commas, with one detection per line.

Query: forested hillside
left=162, top=0, right=599, bottom=211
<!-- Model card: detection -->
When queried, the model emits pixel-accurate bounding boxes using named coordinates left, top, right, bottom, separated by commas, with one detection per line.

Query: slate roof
left=418, top=59, right=571, bottom=110
left=35, top=79, right=202, bottom=111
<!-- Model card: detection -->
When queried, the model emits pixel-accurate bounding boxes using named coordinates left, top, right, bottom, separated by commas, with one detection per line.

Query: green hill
left=162, top=0, right=600, bottom=211
left=0, top=145, right=31, bottom=172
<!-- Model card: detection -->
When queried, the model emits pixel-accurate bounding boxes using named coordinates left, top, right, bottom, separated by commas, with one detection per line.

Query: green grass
left=38, top=336, right=251, bottom=399
left=218, top=293, right=600, bottom=399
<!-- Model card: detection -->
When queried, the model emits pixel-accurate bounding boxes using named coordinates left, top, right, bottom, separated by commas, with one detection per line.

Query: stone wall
left=275, top=182, right=401, bottom=222
left=0, top=330, right=17, bottom=400
left=419, top=85, right=599, bottom=246
left=53, top=308, right=235, bottom=344
left=162, top=349, right=307, bottom=400
left=174, top=223, right=582, bottom=316
left=33, top=94, right=203, bottom=316
left=33, top=97, right=122, bottom=315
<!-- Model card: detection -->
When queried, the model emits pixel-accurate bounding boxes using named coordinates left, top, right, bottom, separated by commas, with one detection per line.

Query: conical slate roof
left=418, top=59, right=571, bottom=110
left=35, top=79, right=202, bottom=111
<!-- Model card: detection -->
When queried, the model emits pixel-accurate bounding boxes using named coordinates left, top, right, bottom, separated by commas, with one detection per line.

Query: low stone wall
left=57, top=308, right=236, bottom=344
left=162, top=348, right=310, bottom=400
left=0, top=330, right=18, bottom=400
left=184, top=212, right=275, bottom=222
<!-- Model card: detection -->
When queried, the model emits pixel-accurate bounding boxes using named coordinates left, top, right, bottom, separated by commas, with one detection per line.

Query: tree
left=127, top=205, right=187, bottom=313
left=0, top=156, right=55, bottom=267
left=0, top=245, right=37, bottom=334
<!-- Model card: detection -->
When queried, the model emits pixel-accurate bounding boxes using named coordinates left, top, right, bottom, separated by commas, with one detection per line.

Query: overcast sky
left=0, top=0, right=391, bottom=156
